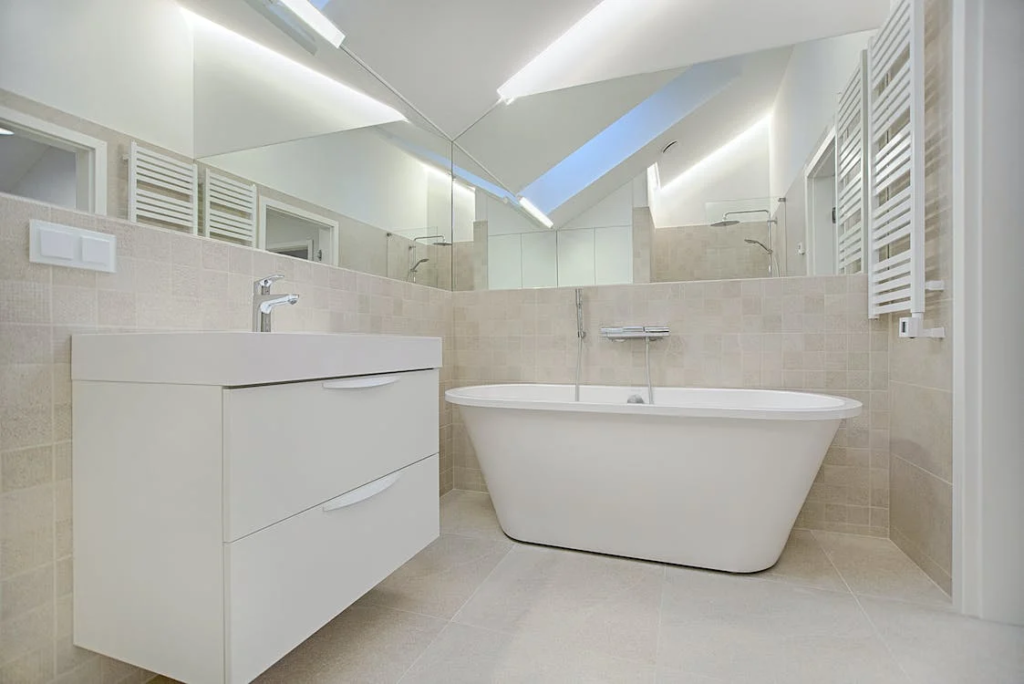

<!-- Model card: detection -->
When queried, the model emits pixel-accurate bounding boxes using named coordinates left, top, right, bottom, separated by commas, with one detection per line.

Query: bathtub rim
left=446, top=384, right=862, bottom=421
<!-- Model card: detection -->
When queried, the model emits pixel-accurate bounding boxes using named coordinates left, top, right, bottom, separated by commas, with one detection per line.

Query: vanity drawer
left=225, top=455, right=438, bottom=684
left=223, top=369, right=438, bottom=541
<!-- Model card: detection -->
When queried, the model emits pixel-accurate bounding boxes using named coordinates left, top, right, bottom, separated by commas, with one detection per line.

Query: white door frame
left=0, top=105, right=108, bottom=215
left=952, top=0, right=1024, bottom=626
left=803, top=126, right=837, bottom=276
left=266, top=239, right=315, bottom=260
left=258, top=197, right=339, bottom=267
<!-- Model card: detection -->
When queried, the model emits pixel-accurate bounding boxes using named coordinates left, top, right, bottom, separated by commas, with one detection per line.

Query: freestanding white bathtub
left=446, top=384, right=861, bottom=573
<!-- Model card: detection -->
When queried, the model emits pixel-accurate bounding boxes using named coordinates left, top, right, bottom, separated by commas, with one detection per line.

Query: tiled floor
left=158, top=491, right=1024, bottom=684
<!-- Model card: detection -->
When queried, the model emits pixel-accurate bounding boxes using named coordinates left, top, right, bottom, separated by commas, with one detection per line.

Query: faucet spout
left=258, top=294, right=299, bottom=314
left=252, top=275, right=299, bottom=332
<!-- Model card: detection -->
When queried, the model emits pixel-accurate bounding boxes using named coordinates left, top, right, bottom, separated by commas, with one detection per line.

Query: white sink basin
left=71, top=332, right=442, bottom=386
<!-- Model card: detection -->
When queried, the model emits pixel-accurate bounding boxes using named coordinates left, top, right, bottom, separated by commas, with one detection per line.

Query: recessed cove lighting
left=518, top=197, right=554, bottom=228
left=498, top=0, right=635, bottom=102
left=659, top=113, right=771, bottom=192
left=276, top=0, right=345, bottom=48
left=0, top=126, right=14, bottom=136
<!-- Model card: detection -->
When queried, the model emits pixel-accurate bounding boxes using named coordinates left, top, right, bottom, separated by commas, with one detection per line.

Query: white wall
left=203, top=129, right=430, bottom=233
left=0, top=0, right=195, bottom=156
left=768, top=31, right=874, bottom=199
left=13, top=146, right=77, bottom=209
left=452, top=187, right=476, bottom=243
left=479, top=194, right=546, bottom=236
left=483, top=182, right=635, bottom=289
left=522, top=232, right=558, bottom=288
left=557, top=229, right=596, bottom=287
left=562, top=182, right=633, bottom=230
left=426, top=172, right=453, bottom=237
left=488, top=234, right=523, bottom=290
left=190, top=10, right=403, bottom=157
left=593, top=226, right=633, bottom=284
left=651, top=123, right=770, bottom=227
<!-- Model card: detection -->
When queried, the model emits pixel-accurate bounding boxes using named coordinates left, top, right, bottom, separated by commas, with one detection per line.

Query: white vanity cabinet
left=71, top=332, right=442, bottom=684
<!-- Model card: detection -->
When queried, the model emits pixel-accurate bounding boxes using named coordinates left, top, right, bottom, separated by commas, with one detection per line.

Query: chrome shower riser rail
left=574, top=289, right=587, bottom=402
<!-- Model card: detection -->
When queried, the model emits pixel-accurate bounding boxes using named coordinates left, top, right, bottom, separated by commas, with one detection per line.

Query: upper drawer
left=223, top=369, right=438, bottom=541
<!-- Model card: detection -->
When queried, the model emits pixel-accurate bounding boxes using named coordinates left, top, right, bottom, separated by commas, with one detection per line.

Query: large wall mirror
left=0, top=0, right=457, bottom=290
left=445, top=29, right=878, bottom=291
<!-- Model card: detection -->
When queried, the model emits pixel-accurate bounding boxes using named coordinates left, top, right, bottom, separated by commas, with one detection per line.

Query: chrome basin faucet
left=252, top=275, right=299, bottom=332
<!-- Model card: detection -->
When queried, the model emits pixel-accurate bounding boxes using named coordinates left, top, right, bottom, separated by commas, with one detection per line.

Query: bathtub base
left=458, top=405, right=843, bottom=574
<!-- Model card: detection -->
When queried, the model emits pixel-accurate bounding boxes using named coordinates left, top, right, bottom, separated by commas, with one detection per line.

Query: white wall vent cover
left=866, top=0, right=926, bottom=318
left=201, top=169, right=257, bottom=247
left=835, top=51, right=868, bottom=275
left=128, top=141, right=199, bottom=234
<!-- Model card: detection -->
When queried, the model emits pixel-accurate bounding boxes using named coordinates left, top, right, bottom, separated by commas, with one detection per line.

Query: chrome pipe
left=574, top=289, right=586, bottom=402
left=645, top=337, right=654, bottom=405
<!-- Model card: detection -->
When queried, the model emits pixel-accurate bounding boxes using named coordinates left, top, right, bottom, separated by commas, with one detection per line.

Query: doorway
left=258, top=198, right=339, bottom=266
left=804, top=130, right=838, bottom=276
left=0, top=106, right=108, bottom=214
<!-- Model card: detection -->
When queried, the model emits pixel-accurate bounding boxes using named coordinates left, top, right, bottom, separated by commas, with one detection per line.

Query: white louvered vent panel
left=867, top=0, right=925, bottom=318
left=202, top=169, right=257, bottom=246
left=128, top=141, right=199, bottom=234
left=835, top=51, right=868, bottom=274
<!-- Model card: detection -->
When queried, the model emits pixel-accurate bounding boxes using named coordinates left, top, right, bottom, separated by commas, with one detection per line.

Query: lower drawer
left=224, top=455, right=439, bottom=684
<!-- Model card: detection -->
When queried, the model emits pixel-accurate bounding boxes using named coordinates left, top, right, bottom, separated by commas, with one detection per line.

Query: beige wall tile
left=1, top=564, right=54, bottom=622
left=890, top=455, right=953, bottom=587
left=1, top=446, right=53, bottom=493
left=890, top=382, right=952, bottom=481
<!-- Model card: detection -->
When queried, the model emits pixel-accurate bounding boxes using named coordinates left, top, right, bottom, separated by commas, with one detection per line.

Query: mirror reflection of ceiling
left=176, top=0, right=449, bottom=149
left=325, top=0, right=890, bottom=139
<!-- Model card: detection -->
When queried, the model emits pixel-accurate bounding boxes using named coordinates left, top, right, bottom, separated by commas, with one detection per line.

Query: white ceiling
left=178, top=0, right=448, bottom=140
left=455, top=67, right=684, bottom=193
left=496, top=0, right=891, bottom=100
left=545, top=47, right=793, bottom=226
left=322, top=0, right=604, bottom=138
left=177, top=0, right=889, bottom=226
left=321, top=0, right=889, bottom=140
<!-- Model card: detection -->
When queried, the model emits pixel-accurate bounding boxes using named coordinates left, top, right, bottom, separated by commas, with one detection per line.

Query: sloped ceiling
left=495, top=0, right=891, bottom=100
left=455, top=68, right=685, bottom=194
left=178, top=0, right=445, bottom=139
left=545, top=46, right=793, bottom=226
left=321, top=0, right=889, bottom=139
left=321, top=0, right=604, bottom=138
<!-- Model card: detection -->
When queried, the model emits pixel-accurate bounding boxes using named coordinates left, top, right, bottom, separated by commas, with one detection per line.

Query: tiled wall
left=451, top=274, right=891, bottom=537
left=631, top=207, right=653, bottom=284
left=0, top=193, right=455, bottom=683
left=887, top=0, right=954, bottom=595
left=653, top=222, right=774, bottom=283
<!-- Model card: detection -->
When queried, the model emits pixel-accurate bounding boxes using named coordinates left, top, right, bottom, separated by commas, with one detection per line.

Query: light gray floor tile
left=655, top=669, right=765, bottom=683
left=754, top=530, right=849, bottom=593
left=400, top=622, right=656, bottom=684
left=358, top=534, right=512, bottom=619
left=658, top=568, right=908, bottom=683
left=454, top=544, right=664, bottom=665
left=860, top=597, right=1024, bottom=684
left=812, top=531, right=950, bottom=606
left=255, top=605, right=446, bottom=684
left=440, top=489, right=508, bottom=542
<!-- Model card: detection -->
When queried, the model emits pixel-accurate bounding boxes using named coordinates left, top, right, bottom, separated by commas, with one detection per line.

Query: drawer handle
left=322, top=472, right=402, bottom=512
left=322, top=376, right=400, bottom=390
